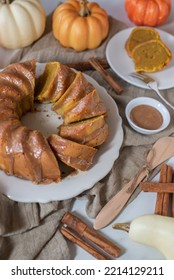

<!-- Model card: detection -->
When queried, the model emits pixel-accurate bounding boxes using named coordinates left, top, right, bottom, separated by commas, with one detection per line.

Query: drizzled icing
left=0, top=60, right=47, bottom=182
left=36, top=62, right=76, bottom=103
left=48, top=134, right=97, bottom=172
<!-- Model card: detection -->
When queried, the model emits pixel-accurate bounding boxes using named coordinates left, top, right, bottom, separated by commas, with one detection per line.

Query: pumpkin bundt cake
left=35, top=61, right=76, bottom=103
left=0, top=60, right=36, bottom=115
left=0, top=84, right=26, bottom=118
left=59, top=115, right=109, bottom=147
left=125, top=27, right=160, bottom=57
left=0, top=59, right=108, bottom=185
left=0, top=60, right=61, bottom=184
left=1, top=124, right=61, bottom=182
left=132, top=39, right=172, bottom=72
left=63, top=89, right=107, bottom=124
left=52, top=71, right=95, bottom=115
left=48, top=134, right=97, bottom=171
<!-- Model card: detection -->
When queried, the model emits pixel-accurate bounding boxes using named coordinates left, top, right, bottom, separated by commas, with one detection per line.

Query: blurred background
left=41, top=0, right=174, bottom=34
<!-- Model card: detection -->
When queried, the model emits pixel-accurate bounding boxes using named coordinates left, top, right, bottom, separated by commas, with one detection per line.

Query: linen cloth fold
left=0, top=12, right=174, bottom=259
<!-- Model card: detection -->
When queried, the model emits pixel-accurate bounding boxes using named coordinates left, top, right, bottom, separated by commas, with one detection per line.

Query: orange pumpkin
left=125, top=0, right=171, bottom=26
left=52, top=0, right=109, bottom=51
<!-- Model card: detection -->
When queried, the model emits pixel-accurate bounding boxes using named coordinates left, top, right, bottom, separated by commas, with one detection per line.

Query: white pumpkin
left=0, top=0, right=46, bottom=49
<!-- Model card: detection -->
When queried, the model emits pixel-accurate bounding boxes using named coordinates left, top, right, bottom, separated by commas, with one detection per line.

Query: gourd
left=125, top=0, right=171, bottom=27
left=0, top=0, right=46, bottom=49
left=113, top=214, right=174, bottom=259
left=52, top=0, right=109, bottom=51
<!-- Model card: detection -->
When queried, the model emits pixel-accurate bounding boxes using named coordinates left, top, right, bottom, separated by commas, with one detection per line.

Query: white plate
left=0, top=63, right=123, bottom=203
left=106, top=27, right=174, bottom=90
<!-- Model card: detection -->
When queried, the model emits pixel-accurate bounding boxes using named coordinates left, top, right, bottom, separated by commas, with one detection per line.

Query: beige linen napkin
left=0, top=11, right=174, bottom=259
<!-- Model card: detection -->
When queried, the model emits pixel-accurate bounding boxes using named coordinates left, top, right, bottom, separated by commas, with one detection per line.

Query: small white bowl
left=125, top=97, right=170, bottom=135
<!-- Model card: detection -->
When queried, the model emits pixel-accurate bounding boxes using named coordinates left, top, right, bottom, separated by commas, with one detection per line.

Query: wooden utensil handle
left=93, top=170, right=147, bottom=230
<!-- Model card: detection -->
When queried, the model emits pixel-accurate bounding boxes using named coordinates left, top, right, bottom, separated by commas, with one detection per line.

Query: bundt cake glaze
left=52, top=71, right=95, bottom=115
left=63, top=89, right=107, bottom=124
left=35, top=61, right=76, bottom=103
left=59, top=115, right=109, bottom=147
left=0, top=60, right=61, bottom=184
left=0, top=60, right=108, bottom=184
left=48, top=134, right=97, bottom=171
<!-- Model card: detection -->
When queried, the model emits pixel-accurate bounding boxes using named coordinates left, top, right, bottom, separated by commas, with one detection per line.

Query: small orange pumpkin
left=52, top=0, right=109, bottom=51
left=125, top=0, right=171, bottom=26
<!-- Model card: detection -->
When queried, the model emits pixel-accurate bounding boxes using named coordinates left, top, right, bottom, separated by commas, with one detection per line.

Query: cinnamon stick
left=140, top=182, right=174, bottom=193
left=155, top=164, right=167, bottom=215
left=65, top=59, right=110, bottom=71
left=162, top=192, right=170, bottom=216
left=172, top=194, right=174, bottom=217
left=162, top=165, right=173, bottom=216
left=140, top=164, right=173, bottom=216
left=61, top=226, right=110, bottom=260
left=89, top=57, right=123, bottom=94
left=61, top=212, right=121, bottom=258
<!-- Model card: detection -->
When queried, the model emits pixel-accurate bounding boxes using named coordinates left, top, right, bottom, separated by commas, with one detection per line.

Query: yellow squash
left=52, top=0, right=109, bottom=51
left=0, top=0, right=46, bottom=49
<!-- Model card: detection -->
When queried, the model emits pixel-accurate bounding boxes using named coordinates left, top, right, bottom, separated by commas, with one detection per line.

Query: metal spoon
left=94, top=137, right=174, bottom=230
